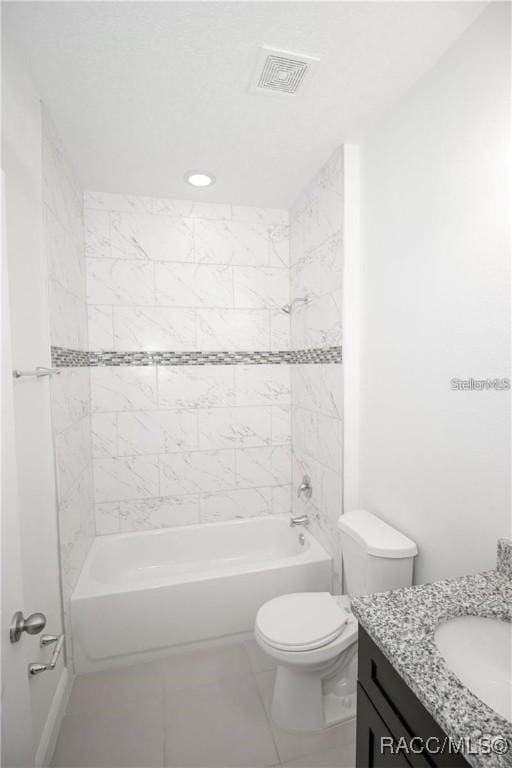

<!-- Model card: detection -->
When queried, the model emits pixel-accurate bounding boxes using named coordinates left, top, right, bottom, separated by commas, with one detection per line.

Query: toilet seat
left=255, top=592, right=350, bottom=652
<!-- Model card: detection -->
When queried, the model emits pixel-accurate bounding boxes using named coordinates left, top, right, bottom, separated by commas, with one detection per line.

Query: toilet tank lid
left=338, top=510, right=418, bottom=558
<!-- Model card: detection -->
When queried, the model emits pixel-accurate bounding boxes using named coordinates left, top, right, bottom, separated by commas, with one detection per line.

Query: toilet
left=254, top=510, right=417, bottom=732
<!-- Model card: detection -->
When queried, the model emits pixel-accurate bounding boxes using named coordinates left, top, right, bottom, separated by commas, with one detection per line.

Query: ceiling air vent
left=250, top=45, right=319, bottom=96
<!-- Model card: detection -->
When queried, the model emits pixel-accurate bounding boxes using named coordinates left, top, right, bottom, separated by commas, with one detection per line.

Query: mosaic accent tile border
left=51, top=347, right=90, bottom=367
left=497, top=538, right=512, bottom=579
left=51, top=345, right=342, bottom=368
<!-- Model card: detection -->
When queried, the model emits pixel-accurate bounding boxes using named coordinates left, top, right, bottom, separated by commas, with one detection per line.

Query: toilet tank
left=337, top=510, right=417, bottom=597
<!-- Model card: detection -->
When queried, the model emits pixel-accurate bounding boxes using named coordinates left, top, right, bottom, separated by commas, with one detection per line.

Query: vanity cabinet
left=356, top=627, right=470, bottom=768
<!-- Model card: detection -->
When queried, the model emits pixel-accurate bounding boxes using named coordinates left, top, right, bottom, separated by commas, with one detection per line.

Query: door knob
left=10, top=611, right=46, bottom=643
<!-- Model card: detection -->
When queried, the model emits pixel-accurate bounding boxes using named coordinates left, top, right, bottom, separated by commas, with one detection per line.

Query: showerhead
left=281, top=296, right=309, bottom=314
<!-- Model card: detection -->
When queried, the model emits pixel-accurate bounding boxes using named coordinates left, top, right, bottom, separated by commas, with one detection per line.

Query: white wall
left=2, top=38, right=65, bottom=761
left=357, top=2, right=510, bottom=583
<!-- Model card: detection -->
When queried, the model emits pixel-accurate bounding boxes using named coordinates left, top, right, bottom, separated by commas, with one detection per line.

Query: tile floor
left=52, top=639, right=356, bottom=768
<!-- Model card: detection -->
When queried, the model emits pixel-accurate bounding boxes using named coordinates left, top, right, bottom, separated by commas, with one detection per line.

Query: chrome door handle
left=10, top=611, right=46, bottom=643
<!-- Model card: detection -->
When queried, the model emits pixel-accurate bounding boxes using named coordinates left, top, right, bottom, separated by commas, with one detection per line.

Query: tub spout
left=290, top=514, right=310, bottom=527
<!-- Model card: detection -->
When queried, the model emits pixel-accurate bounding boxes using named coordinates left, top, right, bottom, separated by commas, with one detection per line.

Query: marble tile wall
left=84, top=192, right=292, bottom=531
left=289, top=147, right=344, bottom=591
left=42, top=109, right=95, bottom=660
left=84, top=191, right=290, bottom=352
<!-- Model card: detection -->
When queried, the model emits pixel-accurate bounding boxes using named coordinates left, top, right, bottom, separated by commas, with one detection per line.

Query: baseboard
left=34, top=665, right=72, bottom=767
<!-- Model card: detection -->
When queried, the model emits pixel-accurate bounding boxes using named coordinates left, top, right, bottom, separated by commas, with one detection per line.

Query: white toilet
left=254, top=510, right=417, bottom=732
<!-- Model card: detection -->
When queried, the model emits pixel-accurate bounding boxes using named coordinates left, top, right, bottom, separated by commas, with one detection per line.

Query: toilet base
left=271, top=670, right=356, bottom=732
left=324, top=691, right=357, bottom=728
left=269, top=650, right=357, bottom=732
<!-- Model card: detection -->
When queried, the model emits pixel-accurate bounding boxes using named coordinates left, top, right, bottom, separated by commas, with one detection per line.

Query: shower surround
left=290, top=148, right=344, bottom=590
left=46, top=143, right=345, bottom=663
left=42, top=110, right=94, bottom=658
left=82, top=193, right=295, bottom=533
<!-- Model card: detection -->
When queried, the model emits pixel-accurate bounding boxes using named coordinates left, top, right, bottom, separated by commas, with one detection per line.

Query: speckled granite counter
left=352, top=539, right=512, bottom=768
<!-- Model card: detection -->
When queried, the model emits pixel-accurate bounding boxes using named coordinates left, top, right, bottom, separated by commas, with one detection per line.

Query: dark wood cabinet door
left=356, top=628, right=470, bottom=768
left=357, top=683, right=412, bottom=768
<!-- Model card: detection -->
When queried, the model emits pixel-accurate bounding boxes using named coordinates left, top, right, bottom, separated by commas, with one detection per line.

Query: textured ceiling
left=3, top=1, right=487, bottom=208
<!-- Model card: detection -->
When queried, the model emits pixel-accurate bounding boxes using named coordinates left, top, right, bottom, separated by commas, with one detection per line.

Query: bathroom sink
left=434, top=616, right=512, bottom=721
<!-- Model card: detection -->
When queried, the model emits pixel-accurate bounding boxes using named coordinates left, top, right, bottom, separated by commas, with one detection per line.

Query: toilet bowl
left=254, top=510, right=418, bottom=732
left=255, top=592, right=358, bottom=732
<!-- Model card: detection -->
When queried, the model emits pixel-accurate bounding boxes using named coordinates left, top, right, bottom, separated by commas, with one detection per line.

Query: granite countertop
left=351, top=539, right=512, bottom=768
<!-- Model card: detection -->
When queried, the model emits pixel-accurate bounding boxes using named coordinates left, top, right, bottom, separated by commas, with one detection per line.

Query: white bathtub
left=71, top=515, right=332, bottom=673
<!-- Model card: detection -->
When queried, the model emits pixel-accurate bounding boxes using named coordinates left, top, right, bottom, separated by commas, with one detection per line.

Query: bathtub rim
left=72, top=514, right=332, bottom=599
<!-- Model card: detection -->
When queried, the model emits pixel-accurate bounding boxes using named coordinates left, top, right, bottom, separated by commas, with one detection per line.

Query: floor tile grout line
left=163, top=641, right=276, bottom=768
left=243, top=649, right=283, bottom=767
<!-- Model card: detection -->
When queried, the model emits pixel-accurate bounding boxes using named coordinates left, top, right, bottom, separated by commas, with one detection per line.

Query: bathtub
left=71, top=514, right=332, bottom=673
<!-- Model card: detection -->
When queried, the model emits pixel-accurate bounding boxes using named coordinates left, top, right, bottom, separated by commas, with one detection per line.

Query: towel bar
left=28, top=634, right=64, bottom=676
left=13, top=366, right=61, bottom=379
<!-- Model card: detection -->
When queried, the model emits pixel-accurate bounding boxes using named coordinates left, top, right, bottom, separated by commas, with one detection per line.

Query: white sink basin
left=434, top=616, right=512, bottom=721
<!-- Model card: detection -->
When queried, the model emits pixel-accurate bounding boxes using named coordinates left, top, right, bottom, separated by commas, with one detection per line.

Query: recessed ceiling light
left=184, top=171, right=215, bottom=188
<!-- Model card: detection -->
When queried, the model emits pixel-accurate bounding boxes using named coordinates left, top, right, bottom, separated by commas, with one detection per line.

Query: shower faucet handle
left=297, top=475, right=312, bottom=499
